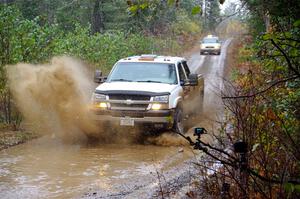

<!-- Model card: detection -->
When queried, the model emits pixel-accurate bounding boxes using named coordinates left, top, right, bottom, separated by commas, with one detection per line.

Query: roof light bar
left=139, top=54, right=157, bottom=61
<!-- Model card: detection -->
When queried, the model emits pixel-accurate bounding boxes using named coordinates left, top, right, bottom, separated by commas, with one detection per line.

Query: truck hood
left=95, top=82, right=177, bottom=94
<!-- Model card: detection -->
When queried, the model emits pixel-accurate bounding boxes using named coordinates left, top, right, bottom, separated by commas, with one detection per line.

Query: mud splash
left=146, top=132, right=190, bottom=146
left=7, top=56, right=98, bottom=139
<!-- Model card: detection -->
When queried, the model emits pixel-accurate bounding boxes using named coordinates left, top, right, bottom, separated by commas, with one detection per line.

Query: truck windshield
left=107, top=62, right=177, bottom=84
left=203, top=38, right=219, bottom=43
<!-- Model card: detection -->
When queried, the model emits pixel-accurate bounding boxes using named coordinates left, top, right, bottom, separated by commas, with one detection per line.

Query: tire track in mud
left=82, top=146, right=196, bottom=199
left=197, top=38, right=232, bottom=118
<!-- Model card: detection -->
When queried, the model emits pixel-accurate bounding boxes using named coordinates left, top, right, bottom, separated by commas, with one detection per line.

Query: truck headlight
left=153, top=95, right=169, bottom=103
left=96, top=102, right=108, bottom=108
left=92, top=93, right=107, bottom=102
left=150, top=103, right=168, bottom=110
left=91, top=93, right=108, bottom=109
left=151, top=103, right=162, bottom=110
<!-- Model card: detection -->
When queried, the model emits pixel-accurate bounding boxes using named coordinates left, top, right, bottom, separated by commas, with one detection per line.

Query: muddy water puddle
left=0, top=136, right=193, bottom=198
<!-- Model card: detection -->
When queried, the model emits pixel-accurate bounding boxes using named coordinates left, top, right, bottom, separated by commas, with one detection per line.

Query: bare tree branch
left=270, top=39, right=300, bottom=77
left=176, top=131, right=237, bottom=167
left=222, top=75, right=298, bottom=99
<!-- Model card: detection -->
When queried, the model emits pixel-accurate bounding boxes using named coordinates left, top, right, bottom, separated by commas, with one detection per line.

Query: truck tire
left=173, top=107, right=185, bottom=134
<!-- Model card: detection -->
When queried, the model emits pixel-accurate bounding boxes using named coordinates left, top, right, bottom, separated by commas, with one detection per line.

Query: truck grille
left=110, top=103, right=149, bottom=110
left=111, top=111, right=145, bottom=118
left=109, top=94, right=150, bottom=101
left=108, top=94, right=151, bottom=110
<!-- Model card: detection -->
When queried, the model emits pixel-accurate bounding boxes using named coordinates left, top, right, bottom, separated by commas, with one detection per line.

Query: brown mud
left=6, top=56, right=100, bottom=141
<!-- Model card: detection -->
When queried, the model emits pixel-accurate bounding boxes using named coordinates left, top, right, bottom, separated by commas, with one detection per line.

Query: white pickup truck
left=200, top=35, right=222, bottom=55
left=90, top=54, right=204, bottom=134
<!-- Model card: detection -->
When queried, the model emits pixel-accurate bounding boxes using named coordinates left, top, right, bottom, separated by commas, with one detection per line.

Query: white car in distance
left=200, top=35, right=222, bottom=55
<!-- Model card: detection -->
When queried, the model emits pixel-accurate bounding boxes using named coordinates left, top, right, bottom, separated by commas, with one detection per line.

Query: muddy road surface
left=0, top=39, right=232, bottom=199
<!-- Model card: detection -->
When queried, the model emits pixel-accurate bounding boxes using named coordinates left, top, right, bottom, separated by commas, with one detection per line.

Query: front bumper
left=200, top=48, right=221, bottom=54
left=90, top=109, right=175, bottom=128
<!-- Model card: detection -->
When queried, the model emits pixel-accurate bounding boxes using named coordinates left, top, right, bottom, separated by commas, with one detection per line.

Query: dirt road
left=0, top=39, right=232, bottom=199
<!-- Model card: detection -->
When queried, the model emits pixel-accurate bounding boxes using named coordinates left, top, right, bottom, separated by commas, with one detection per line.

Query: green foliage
left=240, top=0, right=300, bottom=36
left=205, top=0, right=221, bottom=31
left=52, top=26, right=182, bottom=73
left=284, top=183, right=300, bottom=193
left=0, top=5, right=58, bottom=66
left=259, top=20, right=300, bottom=77
left=126, top=0, right=203, bottom=34
left=170, top=10, right=202, bottom=36
left=294, top=20, right=300, bottom=27
left=12, top=0, right=130, bottom=32
left=247, top=14, right=266, bottom=36
left=191, top=6, right=201, bottom=15
left=0, top=4, right=189, bottom=74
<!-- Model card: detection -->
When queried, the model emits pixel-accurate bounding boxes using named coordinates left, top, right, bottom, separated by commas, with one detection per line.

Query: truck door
left=180, top=61, right=201, bottom=116
left=182, top=60, right=204, bottom=115
left=178, top=62, right=191, bottom=101
left=182, top=60, right=201, bottom=96
left=182, top=61, right=191, bottom=77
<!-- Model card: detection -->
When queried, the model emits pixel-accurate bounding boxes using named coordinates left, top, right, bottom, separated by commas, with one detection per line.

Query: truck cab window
left=178, top=63, right=187, bottom=83
left=182, top=61, right=191, bottom=77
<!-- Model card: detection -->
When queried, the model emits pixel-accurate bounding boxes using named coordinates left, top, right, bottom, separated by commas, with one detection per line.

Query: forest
left=0, top=0, right=299, bottom=198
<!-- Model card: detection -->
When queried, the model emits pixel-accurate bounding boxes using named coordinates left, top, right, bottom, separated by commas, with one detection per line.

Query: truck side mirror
left=188, top=74, right=198, bottom=86
left=94, top=70, right=106, bottom=83
left=180, top=80, right=185, bottom=86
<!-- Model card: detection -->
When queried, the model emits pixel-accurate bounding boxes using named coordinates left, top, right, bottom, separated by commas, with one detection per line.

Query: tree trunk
left=264, top=11, right=271, bottom=32
left=92, top=0, right=105, bottom=34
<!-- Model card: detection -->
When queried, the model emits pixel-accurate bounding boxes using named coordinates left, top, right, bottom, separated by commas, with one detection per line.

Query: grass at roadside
left=0, top=125, right=38, bottom=150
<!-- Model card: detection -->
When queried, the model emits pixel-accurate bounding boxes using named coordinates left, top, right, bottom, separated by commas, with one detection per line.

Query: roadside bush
left=170, top=9, right=202, bottom=36
left=217, top=34, right=299, bottom=198
left=52, top=26, right=180, bottom=73
left=0, top=6, right=50, bottom=127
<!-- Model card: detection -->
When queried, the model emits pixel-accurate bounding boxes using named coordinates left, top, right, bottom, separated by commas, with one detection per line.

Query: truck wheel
left=173, top=108, right=185, bottom=134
